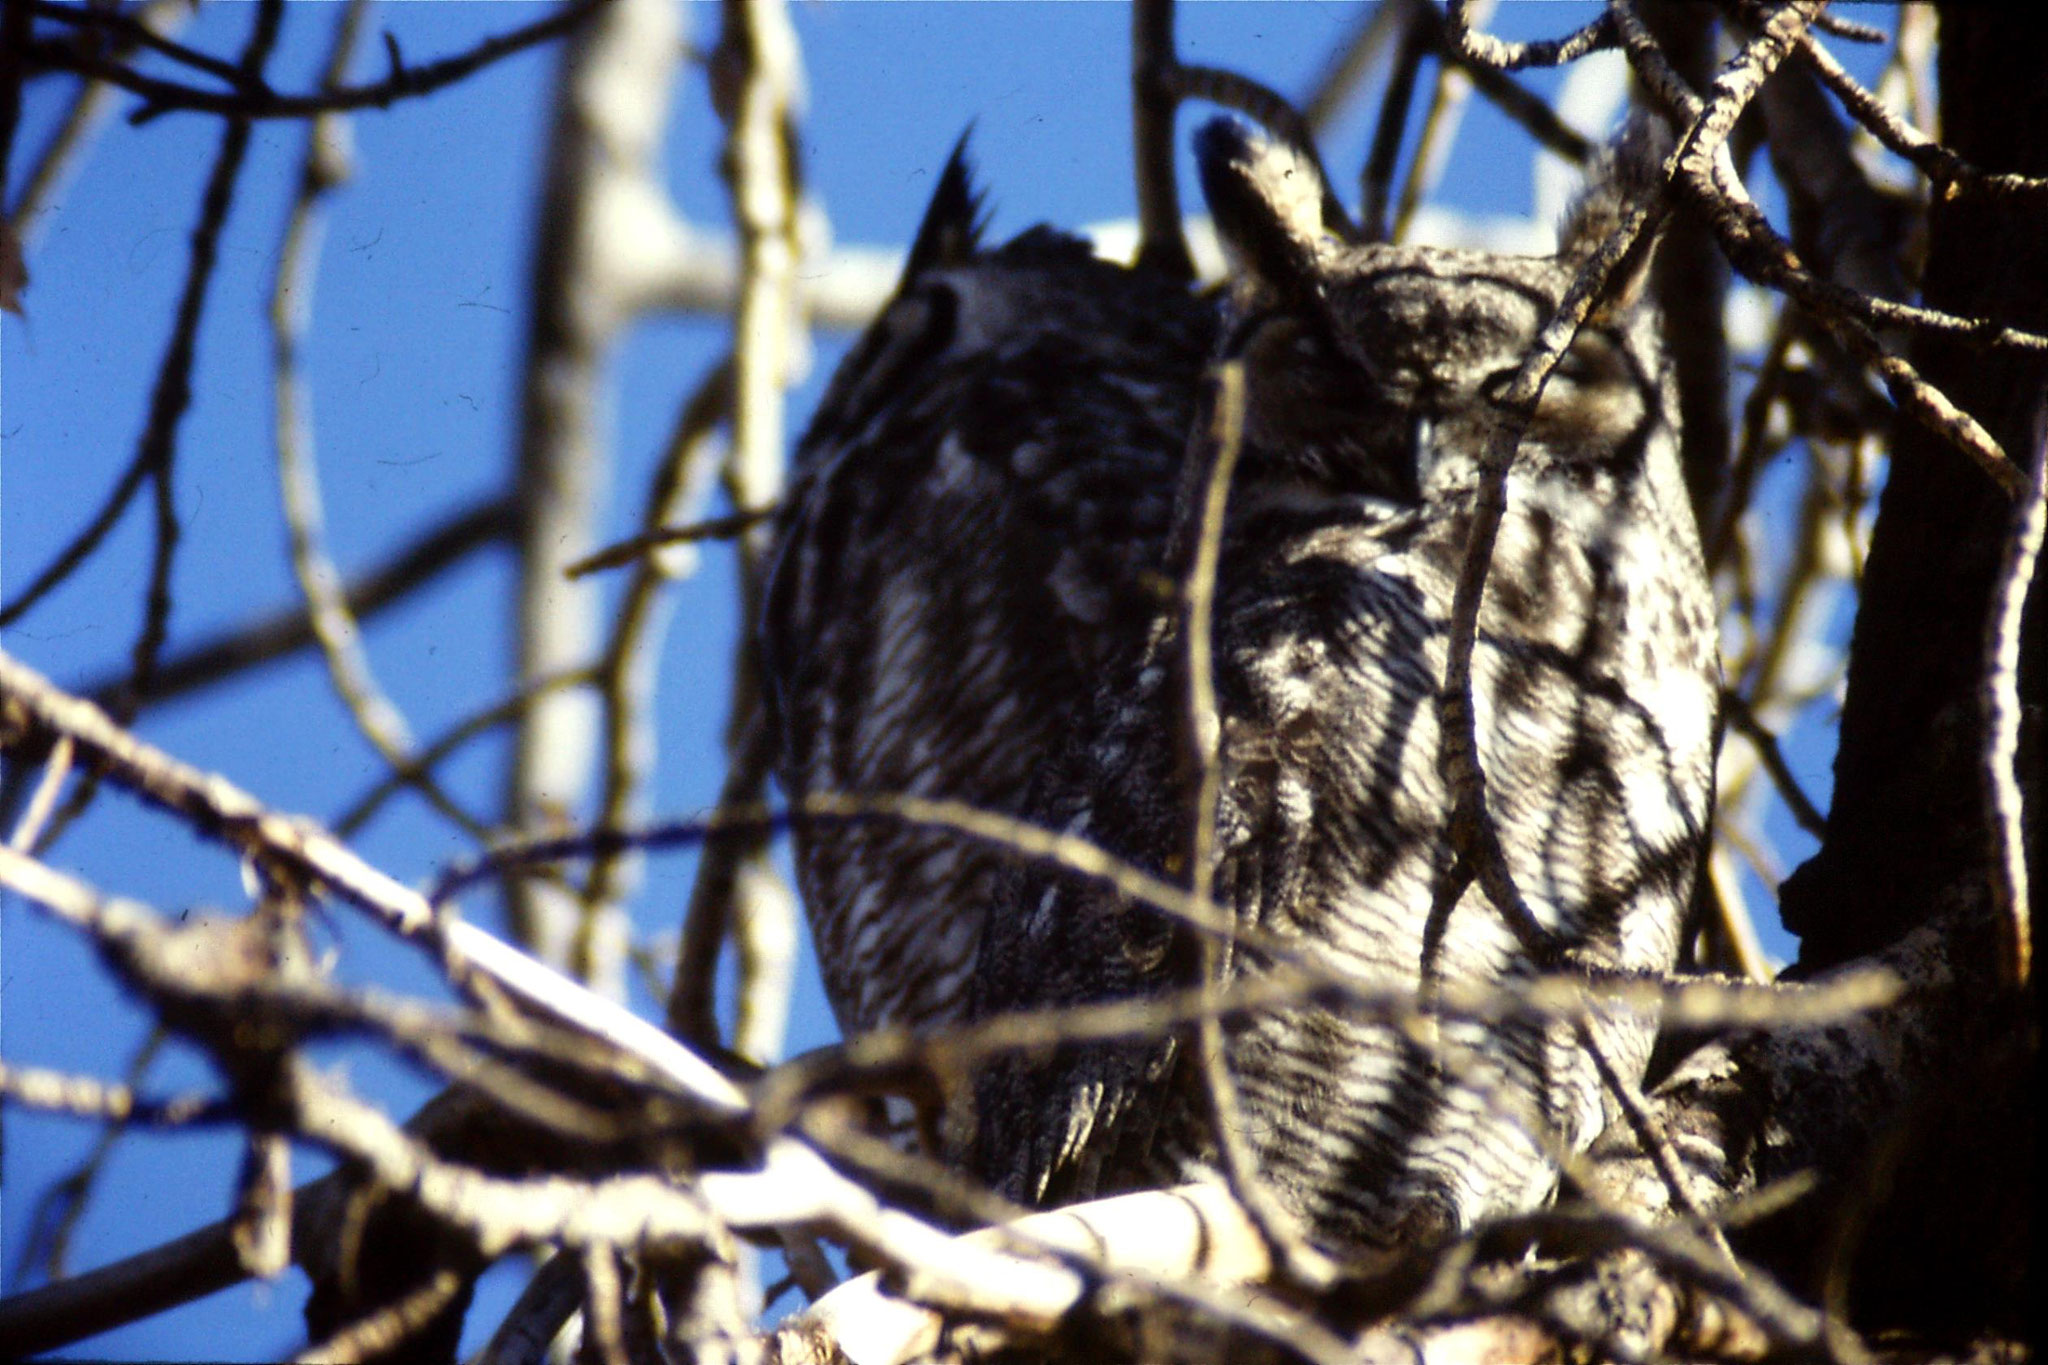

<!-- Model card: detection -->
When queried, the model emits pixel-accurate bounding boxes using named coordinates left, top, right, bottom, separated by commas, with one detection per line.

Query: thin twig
left=10, top=1028, right=177, bottom=1287
left=0, top=650, right=751, bottom=1118
left=1177, top=359, right=1336, bottom=1287
left=1131, top=0, right=1194, bottom=279
left=1721, top=690, right=1829, bottom=837
left=289, top=1267, right=469, bottom=1365
left=1360, top=2, right=1429, bottom=242
left=5, top=0, right=193, bottom=242
left=1706, top=310, right=1797, bottom=570
left=1617, top=2, right=2032, bottom=496
left=1705, top=846, right=1777, bottom=982
left=1577, top=1018, right=1738, bottom=1270
left=131, top=0, right=286, bottom=733
left=1439, top=1, right=1818, bottom=969
left=0, top=1057, right=225, bottom=1130
left=1793, top=28, right=2048, bottom=202
left=18, top=0, right=602, bottom=125
left=228, top=1131, right=292, bottom=1279
left=323, top=667, right=593, bottom=839
left=28, top=0, right=261, bottom=94
left=1301, top=1, right=1407, bottom=134
left=1639, top=0, right=1732, bottom=522
left=270, top=0, right=487, bottom=842
left=7, top=733, right=71, bottom=851
left=1422, top=5, right=1594, bottom=167
left=1391, top=0, right=1490, bottom=241
left=332, top=665, right=598, bottom=837
left=756, top=959, right=1894, bottom=1145
left=440, top=791, right=1901, bottom=1046
left=65, top=498, right=517, bottom=714
left=564, top=504, right=773, bottom=578
left=581, top=359, right=734, bottom=954
left=1, top=5, right=281, bottom=640
left=582, top=1242, right=631, bottom=1365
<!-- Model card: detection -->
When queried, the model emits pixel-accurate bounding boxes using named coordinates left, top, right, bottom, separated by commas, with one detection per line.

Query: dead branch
left=1983, top=409, right=2044, bottom=983
left=583, top=358, right=733, bottom=1002
left=1131, top=0, right=1195, bottom=279
left=674, top=0, right=808, bottom=1067
left=505, top=0, right=692, bottom=996
left=18, top=0, right=603, bottom=124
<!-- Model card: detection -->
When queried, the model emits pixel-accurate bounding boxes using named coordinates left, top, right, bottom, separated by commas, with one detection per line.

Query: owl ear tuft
left=1196, top=118, right=1338, bottom=300
left=1559, top=109, right=1674, bottom=312
left=904, top=128, right=990, bottom=283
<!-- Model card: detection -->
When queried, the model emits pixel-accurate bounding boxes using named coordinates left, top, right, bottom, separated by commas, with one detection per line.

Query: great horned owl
left=760, top=141, right=1216, bottom=1039
left=969, top=117, right=1718, bottom=1259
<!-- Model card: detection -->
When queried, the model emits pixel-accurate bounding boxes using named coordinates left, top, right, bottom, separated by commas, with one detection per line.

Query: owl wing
left=761, top=141, right=1215, bottom=1038
left=967, top=644, right=1199, bottom=1203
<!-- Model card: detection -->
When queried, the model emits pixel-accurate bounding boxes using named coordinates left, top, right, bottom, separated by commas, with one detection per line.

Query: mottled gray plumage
left=968, top=118, right=1718, bottom=1259
left=760, top=142, right=1216, bottom=1038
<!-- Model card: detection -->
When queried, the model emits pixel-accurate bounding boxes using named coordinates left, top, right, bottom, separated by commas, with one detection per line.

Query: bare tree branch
left=2, top=1, right=283, bottom=649
left=1443, top=1, right=1616, bottom=72
left=506, top=0, right=692, bottom=996
left=267, top=0, right=493, bottom=852
left=1722, top=689, right=1830, bottom=837
left=1359, top=0, right=1430, bottom=242
left=1131, top=0, right=1194, bottom=279
left=582, top=358, right=733, bottom=992
left=1984, top=407, right=2044, bottom=982
left=1390, top=0, right=1491, bottom=242
left=567, top=504, right=776, bottom=579
left=5, top=0, right=192, bottom=244
left=69, top=497, right=516, bottom=712
left=17, top=0, right=603, bottom=124
left=0, top=648, right=749, bottom=1117
left=670, top=0, right=810, bottom=1069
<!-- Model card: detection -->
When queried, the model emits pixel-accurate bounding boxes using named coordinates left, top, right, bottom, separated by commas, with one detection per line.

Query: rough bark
left=1755, top=5, right=2042, bottom=1339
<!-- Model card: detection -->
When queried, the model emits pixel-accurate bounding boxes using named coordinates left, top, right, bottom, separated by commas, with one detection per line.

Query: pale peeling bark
left=506, top=0, right=693, bottom=997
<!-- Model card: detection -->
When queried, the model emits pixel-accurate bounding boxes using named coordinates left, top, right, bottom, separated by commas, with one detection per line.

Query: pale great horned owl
left=760, top=143, right=1215, bottom=1038
left=968, top=118, right=1718, bottom=1259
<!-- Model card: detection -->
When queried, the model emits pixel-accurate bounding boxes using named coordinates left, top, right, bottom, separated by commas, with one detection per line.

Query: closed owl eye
left=1479, top=366, right=1519, bottom=402
left=1530, top=330, right=1649, bottom=452
left=1550, top=349, right=1596, bottom=386
left=1549, top=331, right=1625, bottom=390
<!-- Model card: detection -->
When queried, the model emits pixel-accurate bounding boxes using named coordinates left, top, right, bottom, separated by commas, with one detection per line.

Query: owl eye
left=1550, top=350, right=1595, bottom=385
left=1479, top=367, right=1519, bottom=402
left=1551, top=332, right=1623, bottom=388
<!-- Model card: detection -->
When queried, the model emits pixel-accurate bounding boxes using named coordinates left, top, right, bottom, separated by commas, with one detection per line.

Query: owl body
left=760, top=145, right=1217, bottom=1037
left=971, top=120, right=1718, bottom=1255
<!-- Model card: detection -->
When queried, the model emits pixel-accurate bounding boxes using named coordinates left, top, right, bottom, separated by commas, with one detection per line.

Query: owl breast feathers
left=765, top=117, right=1718, bottom=1262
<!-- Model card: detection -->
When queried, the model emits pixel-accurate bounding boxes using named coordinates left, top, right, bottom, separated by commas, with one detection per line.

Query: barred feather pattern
left=969, top=118, right=1719, bottom=1258
left=760, top=146, right=1217, bottom=1037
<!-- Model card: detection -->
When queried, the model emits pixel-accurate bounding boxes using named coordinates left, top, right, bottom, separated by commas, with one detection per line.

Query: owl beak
left=1406, top=414, right=1435, bottom=497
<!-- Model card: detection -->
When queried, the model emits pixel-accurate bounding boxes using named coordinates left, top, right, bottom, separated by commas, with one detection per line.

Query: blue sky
left=1, top=3, right=1854, bottom=1356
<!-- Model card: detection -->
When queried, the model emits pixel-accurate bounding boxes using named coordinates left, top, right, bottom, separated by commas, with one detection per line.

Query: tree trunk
left=1761, top=5, right=2041, bottom=1339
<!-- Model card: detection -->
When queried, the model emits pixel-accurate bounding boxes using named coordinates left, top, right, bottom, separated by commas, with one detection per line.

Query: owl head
left=1194, top=116, right=1676, bottom=498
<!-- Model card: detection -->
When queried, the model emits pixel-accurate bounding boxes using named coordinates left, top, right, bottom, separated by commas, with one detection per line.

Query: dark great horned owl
left=968, top=118, right=1718, bottom=1260
left=760, top=142, right=1215, bottom=1040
